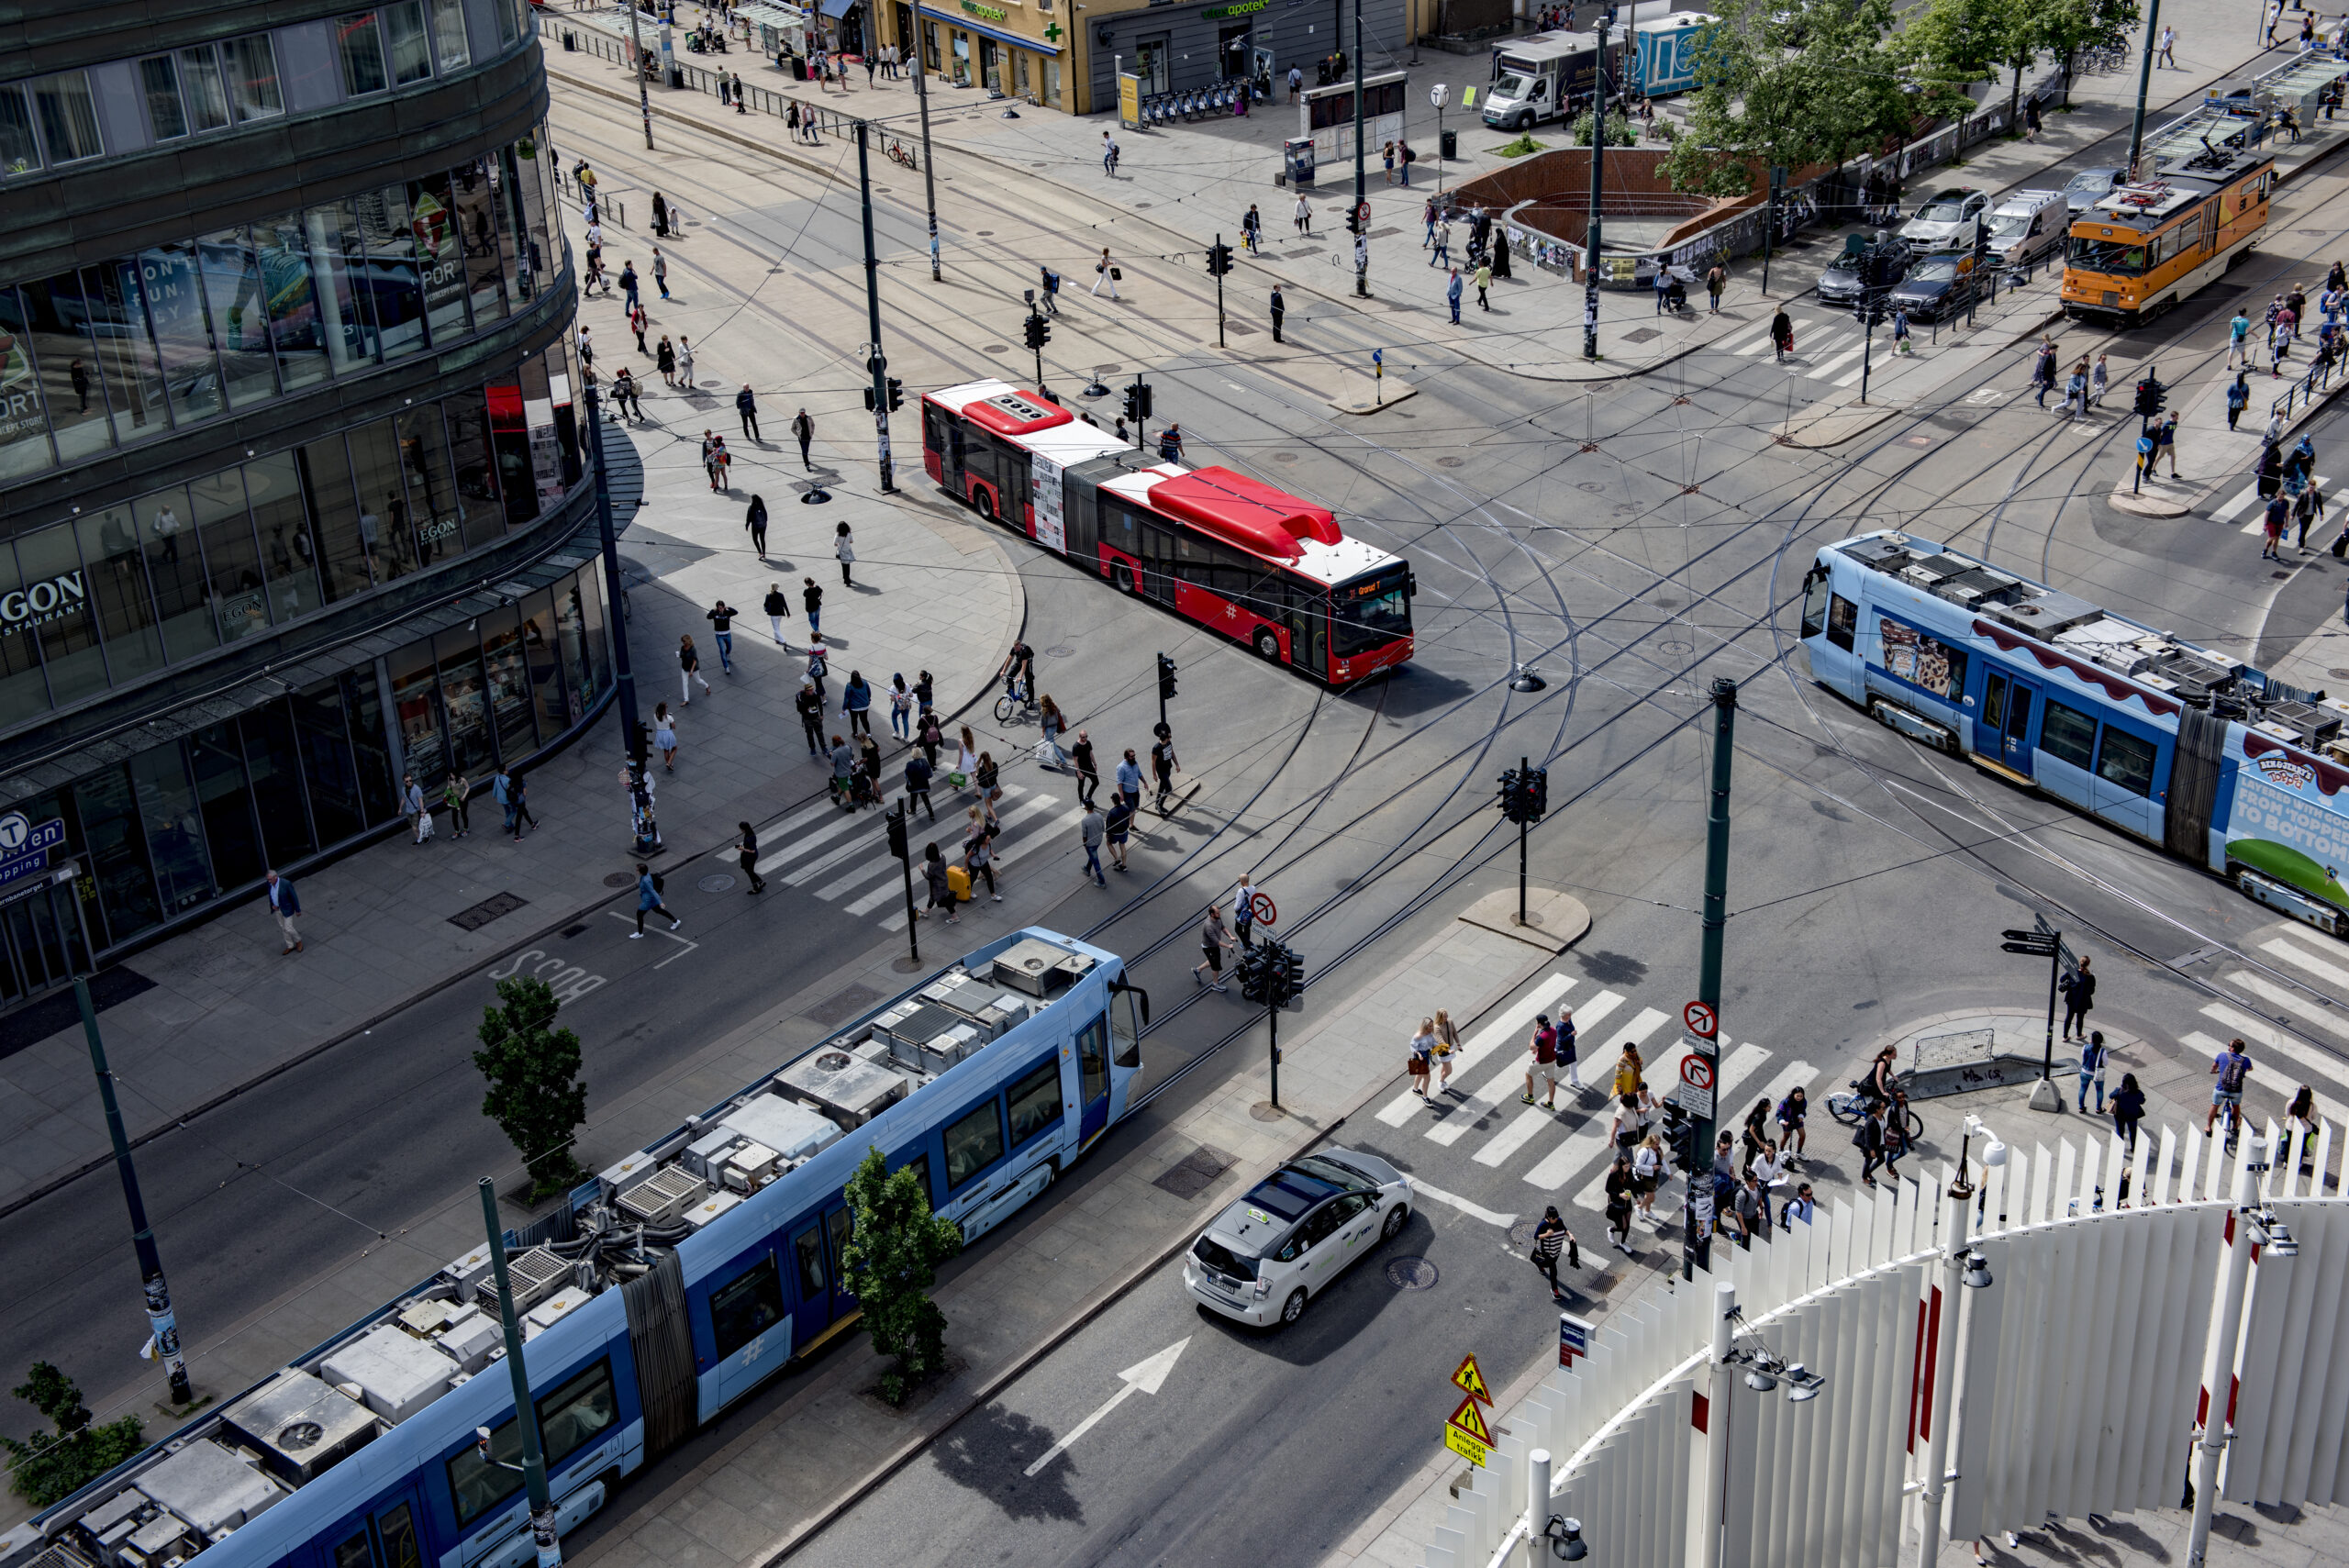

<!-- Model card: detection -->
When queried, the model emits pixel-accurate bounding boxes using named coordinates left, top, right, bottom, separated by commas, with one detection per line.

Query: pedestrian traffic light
left=1277, top=944, right=1305, bottom=1006
left=1497, top=764, right=1522, bottom=818
left=1024, top=313, right=1052, bottom=350
left=1124, top=384, right=1142, bottom=422
left=1137, top=382, right=1154, bottom=420
left=1206, top=240, right=1234, bottom=277
left=885, top=802, right=909, bottom=862
left=1522, top=765, right=1548, bottom=823
left=2134, top=376, right=2167, bottom=417
left=886, top=377, right=905, bottom=411
left=863, top=386, right=877, bottom=411
left=1157, top=651, right=1178, bottom=701
left=632, top=720, right=652, bottom=762
left=1237, top=945, right=1272, bottom=1003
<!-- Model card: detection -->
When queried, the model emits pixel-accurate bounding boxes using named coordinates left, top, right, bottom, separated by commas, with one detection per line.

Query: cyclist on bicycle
left=998, top=639, right=1036, bottom=706
left=2206, top=1037, right=2253, bottom=1136
left=1863, top=1045, right=1899, bottom=1106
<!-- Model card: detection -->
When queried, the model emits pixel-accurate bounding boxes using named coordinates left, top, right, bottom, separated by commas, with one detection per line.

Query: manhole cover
left=561, top=923, right=589, bottom=939
left=1577, top=481, right=1607, bottom=493
left=1151, top=1144, right=1235, bottom=1199
left=1507, top=1218, right=1536, bottom=1250
left=1438, top=456, right=1464, bottom=466
left=1386, top=1257, right=1439, bottom=1290
left=604, top=872, right=635, bottom=888
left=1044, top=644, right=1076, bottom=657
left=1274, top=451, right=1298, bottom=462
left=1657, top=639, right=1696, bottom=654
left=1620, top=327, right=1663, bottom=344
left=2275, top=570, right=2294, bottom=579
left=698, top=873, right=737, bottom=893
left=984, top=343, right=1010, bottom=352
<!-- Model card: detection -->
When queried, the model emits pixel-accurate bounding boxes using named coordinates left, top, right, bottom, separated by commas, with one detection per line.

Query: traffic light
left=1157, top=652, right=1177, bottom=701
left=1345, top=206, right=1363, bottom=237
left=1237, top=945, right=1272, bottom=1003
left=1276, top=944, right=1304, bottom=1006
left=885, top=802, right=909, bottom=862
left=1497, top=765, right=1551, bottom=824
left=1024, top=313, right=1052, bottom=350
left=886, top=377, right=904, bottom=411
left=863, top=386, right=876, bottom=411
left=632, top=719, right=652, bottom=762
left=1206, top=241, right=1234, bottom=277
left=1137, top=382, right=1153, bottom=420
left=1497, top=765, right=1522, bottom=818
left=2134, top=376, right=2167, bottom=418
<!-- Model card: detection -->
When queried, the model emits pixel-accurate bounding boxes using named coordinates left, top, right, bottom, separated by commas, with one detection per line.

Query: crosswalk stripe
left=1557, top=1040, right=1772, bottom=1202
left=2236, top=475, right=2332, bottom=534
left=2213, top=484, right=2261, bottom=523
left=752, top=800, right=874, bottom=874
left=784, top=785, right=1030, bottom=885
left=845, top=803, right=1081, bottom=916
left=814, top=792, right=1059, bottom=900
left=1810, top=345, right=1867, bottom=382
left=2261, top=935, right=2349, bottom=992
left=2226, top=970, right=2349, bottom=1040
left=2196, top=1005, right=2349, bottom=1099
left=731, top=795, right=844, bottom=863
left=1430, top=990, right=1624, bottom=1147
left=1473, top=1105, right=1559, bottom=1167
left=1604, top=1007, right=1675, bottom=1060
left=1376, top=973, right=1576, bottom=1128
left=2181, top=1028, right=2349, bottom=1127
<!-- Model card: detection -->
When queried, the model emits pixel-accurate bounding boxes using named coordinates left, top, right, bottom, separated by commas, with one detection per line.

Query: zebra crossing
left=2184, top=921, right=2349, bottom=1125
left=2208, top=474, right=2336, bottom=533
left=1716, top=308, right=1920, bottom=390
left=727, top=780, right=1086, bottom=930
left=1370, top=971, right=1820, bottom=1212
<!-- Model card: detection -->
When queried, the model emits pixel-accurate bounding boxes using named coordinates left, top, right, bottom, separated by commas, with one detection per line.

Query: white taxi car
left=1182, top=1149, right=1412, bottom=1328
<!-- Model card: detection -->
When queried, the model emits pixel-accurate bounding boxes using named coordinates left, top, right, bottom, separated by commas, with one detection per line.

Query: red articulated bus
left=920, top=378, right=1415, bottom=684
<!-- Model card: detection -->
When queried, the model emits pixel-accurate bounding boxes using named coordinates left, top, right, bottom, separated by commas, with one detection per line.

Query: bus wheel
left=974, top=486, right=997, bottom=525
left=1112, top=562, right=1137, bottom=595
left=1253, top=627, right=1282, bottom=662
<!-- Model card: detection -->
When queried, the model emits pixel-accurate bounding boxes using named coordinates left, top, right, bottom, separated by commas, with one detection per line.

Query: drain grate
left=1386, top=1256, right=1440, bottom=1290
left=984, top=343, right=1010, bottom=352
left=449, top=891, right=529, bottom=932
left=1620, top=327, right=1663, bottom=344
left=1151, top=1144, right=1236, bottom=1199
left=561, top=924, right=589, bottom=939
left=1044, top=644, right=1076, bottom=657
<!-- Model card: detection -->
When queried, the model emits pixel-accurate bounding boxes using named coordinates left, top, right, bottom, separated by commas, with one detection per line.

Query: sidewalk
left=562, top=900, right=1582, bottom=1568
left=549, top=0, right=2282, bottom=385
left=0, top=391, right=1023, bottom=1215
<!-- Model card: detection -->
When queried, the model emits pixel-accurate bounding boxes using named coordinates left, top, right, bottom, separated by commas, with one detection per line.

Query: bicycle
left=993, top=677, right=1038, bottom=725
left=886, top=139, right=917, bottom=169
left=2216, top=1092, right=2243, bottom=1156
left=1825, top=1078, right=1923, bottom=1140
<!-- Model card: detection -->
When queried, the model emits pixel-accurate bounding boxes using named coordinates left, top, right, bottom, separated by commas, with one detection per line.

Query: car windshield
left=1494, top=72, right=1533, bottom=97
left=2069, top=236, right=2145, bottom=274
left=1912, top=258, right=1959, bottom=281
left=1244, top=1166, right=1345, bottom=1221
left=1987, top=212, right=2031, bottom=236
left=2065, top=172, right=2114, bottom=195
left=1292, top=1154, right=1379, bottom=1192
left=1919, top=197, right=1969, bottom=221
left=1331, top=566, right=1412, bottom=656
left=1193, top=1235, right=1260, bottom=1279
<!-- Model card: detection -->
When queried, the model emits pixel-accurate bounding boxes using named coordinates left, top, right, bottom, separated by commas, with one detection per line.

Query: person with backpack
left=963, top=805, right=1002, bottom=901
left=633, top=862, right=680, bottom=936
left=2057, top=953, right=2095, bottom=1040
left=1530, top=1207, right=1577, bottom=1297
left=2206, top=1038, right=2253, bottom=1134
left=1039, top=263, right=1061, bottom=315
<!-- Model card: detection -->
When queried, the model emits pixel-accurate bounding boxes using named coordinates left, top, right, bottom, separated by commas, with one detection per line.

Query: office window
left=221, top=35, right=284, bottom=119
left=387, top=639, right=446, bottom=781
left=341, top=667, right=400, bottom=822
left=397, top=405, right=461, bottom=565
left=446, top=391, right=504, bottom=550
left=304, top=200, right=379, bottom=374
left=139, top=241, right=223, bottom=428
left=189, top=723, right=264, bottom=891
left=518, top=588, right=568, bottom=738
left=178, top=48, right=230, bottom=131
left=2096, top=727, right=2157, bottom=797
left=139, top=57, right=188, bottom=139
left=191, top=469, right=267, bottom=644
left=384, top=3, right=435, bottom=83
left=129, top=745, right=212, bottom=914
left=436, top=626, right=494, bottom=776
left=12, top=525, right=103, bottom=706
left=478, top=607, right=538, bottom=762
left=29, top=72, right=103, bottom=163
left=347, top=417, right=420, bottom=581
left=137, top=484, right=216, bottom=662
left=252, top=213, right=331, bottom=394
left=2040, top=699, right=2098, bottom=770
left=337, top=13, right=390, bottom=95
left=293, top=678, right=367, bottom=844
left=451, top=158, right=507, bottom=327
left=244, top=450, right=321, bottom=625
left=197, top=227, right=280, bottom=411
left=20, top=275, right=111, bottom=466
left=429, top=0, right=472, bottom=71
left=0, top=287, right=50, bottom=481
left=943, top=1099, right=1006, bottom=1189
left=76, top=766, right=161, bottom=941
left=360, top=184, right=429, bottom=361
left=411, top=169, right=470, bottom=344
left=0, top=85, right=38, bottom=173
left=299, top=435, right=373, bottom=603
left=84, top=262, right=167, bottom=443
left=241, top=703, right=315, bottom=864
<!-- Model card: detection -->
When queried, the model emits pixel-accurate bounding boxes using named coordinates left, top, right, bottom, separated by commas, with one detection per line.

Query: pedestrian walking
left=2226, top=372, right=2251, bottom=432
left=1474, top=258, right=1492, bottom=311
left=657, top=336, right=676, bottom=386
left=1407, top=1018, right=1435, bottom=1099
left=1776, top=1085, right=1808, bottom=1161
left=1080, top=801, right=1107, bottom=885
left=2073, top=1028, right=2110, bottom=1113
left=1430, top=218, right=1452, bottom=268
left=652, top=249, right=670, bottom=300
left=738, top=821, right=768, bottom=894
left=264, top=869, right=302, bottom=953
left=1104, top=789, right=1134, bottom=871
left=2299, top=478, right=2326, bottom=548
left=2063, top=361, right=2087, bottom=417
left=889, top=673, right=914, bottom=740
left=2275, top=317, right=2296, bottom=376
left=2285, top=1084, right=2319, bottom=1170
left=834, top=521, right=856, bottom=585
left=1295, top=193, right=1311, bottom=236
left=2023, top=97, right=2042, bottom=142
left=2157, top=22, right=2176, bottom=64
left=803, top=576, right=823, bottom=637
left=508, top=771, right=535, bottom=839
left=963, top=806, right=1002, bottom=901
left=1101, top=130, right=1119, bottom=175
left=742, top=495, right=771, bottom=561
left=628, top=299, right=649, bottom=355
left=1604, top=1159, right=1637, bottom=1256
left=1040, top=264, right=1061, bottom=315
left=1446, top=266, right=1463, bottom=324
left=1039, top=694, right=1069, bottom=767
left=842, top=669, right=873, bottom=737
left=792, top=406, right=815, bottom=470
left=1521, top=1013, right=1562, bottom=1108
left=1653, top=265, right=1671, bottom=316
left=922, top=842, right=958, bottom=924
left=1091, top=246, right=1119, bottom=299
left=1230, top=868, right=1257, bottom=949
left=1855, top=1105, right=1888, bottom=1189
left=736, top=384, right=760, bottom=441
left=2135, top=428, right=2157, bottom=494
left=916, top=704, right=942, bottom=767
left=1891, top=306, right=1912, bottom=354
left=403, top=772, right=431, bottom=843
left=443, top=771, right=471, bottom=838
left=2230, top=307, right=2253, bottom=368
left=653, top=701, right=679, bottom=772
left=2265, top=493, right=2290, bottom=560
left=2088, top=353, right=2109, bottom=408
left=1631, top=1134, right=1664, bottom=1222
left=632, top=862, right=680, bottom=936
left=701, top=429, right=728, bottom=491
left=1530, top=1207, right=1577, bottom=1296
left=651, top=191, right=669, bottom=238
left=2110, top=1072, right=2147, bottom=1155
left=1269, top=285, right=1286, bottom=343
left=492, top=765, right=515, bottom=836
left=905, top=749, right=936, bottom=822
left=1149, top=731, right=1179, bottom=811
left=705, top=600, right=736, bottom=674
left=1771, top=306, right=1793, bottom=361
left=1433, top=1006, right=1462, bottom=1095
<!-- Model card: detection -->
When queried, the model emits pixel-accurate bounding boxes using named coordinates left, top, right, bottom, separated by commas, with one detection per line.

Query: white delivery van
left=1984, top=188, right=2068, bottom=270
left=1483, top=31, right=1600, bottom=131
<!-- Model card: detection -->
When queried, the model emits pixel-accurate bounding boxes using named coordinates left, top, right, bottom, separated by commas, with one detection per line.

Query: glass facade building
left=0, top=0, right=607, bottom=1004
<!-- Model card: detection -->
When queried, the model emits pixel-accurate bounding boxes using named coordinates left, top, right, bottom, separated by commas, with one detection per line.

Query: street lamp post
left=581, top=382, right=647, bottom=847
left=1918, top=1117, right=2004, bottom=1564
left=1699, top=1285, right=1826, bottom=1568
left=914, top=28, right=941, bottom=279
left=1352, top=0, right=1368, bottom=298
left=79, top=978, right=193, bottom=1407
left=853, top=120, right=896, bottom=493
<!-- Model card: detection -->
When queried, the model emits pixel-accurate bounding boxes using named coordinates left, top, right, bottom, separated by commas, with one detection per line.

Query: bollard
left=1524, top=1449, right=1552, bottom=1568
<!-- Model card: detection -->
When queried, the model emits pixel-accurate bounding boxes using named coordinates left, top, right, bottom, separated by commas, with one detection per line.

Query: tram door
left=1979, top=671, right=2039, bottom=778
left=1076, top=1014, right=1112, bottom=1144
left=326, top=1491, right=425, bottom=1568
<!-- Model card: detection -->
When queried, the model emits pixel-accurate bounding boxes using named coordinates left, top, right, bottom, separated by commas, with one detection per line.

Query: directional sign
left=1559, top=1311, right=1595, bottom=1368
left=1452, top=1351, right=1493, bottom=1406
left=1684, top=1000, right=1717, bottom=1040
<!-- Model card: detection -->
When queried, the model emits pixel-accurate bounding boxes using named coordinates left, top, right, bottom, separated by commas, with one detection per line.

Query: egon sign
left=1, top=571, right=87, bottom=631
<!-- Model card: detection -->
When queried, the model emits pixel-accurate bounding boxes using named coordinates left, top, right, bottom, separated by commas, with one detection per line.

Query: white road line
left=2181, top=1029, right=2349, bottom=1128
left=2213, top=484, right=2261, bottom=523
left=2236, top=475, right=2332, bottom=535
left=787, top=786, right=1030, bottom=886
left=2261, top=935, right=2349, bottom=992
left=1430, top=990, right=1624, bottom=1147
left=604, top=909, right=699, bottom=967
left=1561, top=1041, right=1773, bottom=1205
left=723, top=796, right=841, bottom=864
left=1473, top=1105, right=1558, bottom=1167
left=751, top=802, right=873, bottom=874
left=2197, top=1006, right=2349, bottom=1108
left=2226, top=970, right=2349, bottom=1040
left=1376, top=973, right=1575, bottom=1128
left=816, top=792, right=1058, bottom=900
left=1410, top=1178, right=1517, bottom=1229
left=1809, top=345, right=1867, bottom=382
left=1601, top=1007, right=1674, bottom=1059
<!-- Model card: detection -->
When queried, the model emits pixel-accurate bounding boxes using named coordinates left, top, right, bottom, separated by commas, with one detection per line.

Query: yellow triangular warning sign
left=1448, top=1391, right=1496, bottom=1446
left=1452, top=1352, right=1493, bottom=1406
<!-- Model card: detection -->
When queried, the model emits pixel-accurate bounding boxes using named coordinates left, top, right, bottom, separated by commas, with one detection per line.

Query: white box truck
left=1482, top=31, right=1600, bottom=130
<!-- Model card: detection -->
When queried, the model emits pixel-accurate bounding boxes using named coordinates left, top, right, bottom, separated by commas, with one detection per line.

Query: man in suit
left=265, top=869, right=302, bottom=954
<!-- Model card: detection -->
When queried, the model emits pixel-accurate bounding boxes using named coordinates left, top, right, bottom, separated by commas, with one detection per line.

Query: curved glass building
left=0, top=1, right=609, bottom=1002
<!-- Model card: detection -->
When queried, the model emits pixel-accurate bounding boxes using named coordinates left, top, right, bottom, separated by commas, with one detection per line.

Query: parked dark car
left=1819, top=239, right=1912, bottom=306
left=1887, top=250, right=1980, bottom=322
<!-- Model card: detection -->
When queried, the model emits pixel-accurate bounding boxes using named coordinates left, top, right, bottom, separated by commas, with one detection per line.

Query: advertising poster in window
left=1879, top=616, right=1962, bottom=698
left=525, top=394, right=562, bottom=509
left=1030, top=450, right=1064, bottom=552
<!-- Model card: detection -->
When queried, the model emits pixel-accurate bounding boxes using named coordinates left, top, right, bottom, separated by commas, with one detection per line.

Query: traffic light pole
left=1214, top=232, right=1228, bottom=348
left=1583, top=7, right=1611, bottom=360
left=1518, top=754, right=1531, bottom=928
left=1686, top=676, right=1738, bottom=1284
left=915, top=37, right=941, bottom=280
left=1157, top=652, right=1174, bottom=734
left=2126, top=0, right=2163, bottom=180
left=1268, top=991, right=1281, bottom=1108
left=80, top=978, right=193, bottom=1407
left=853, top=121, right=896, bottom=495
left=890, top=802, right=919, bottom=966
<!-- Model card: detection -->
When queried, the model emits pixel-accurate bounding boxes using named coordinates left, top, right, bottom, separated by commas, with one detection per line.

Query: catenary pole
left=1915, top=1164, right=1976, bottom=1565
left=581, top=382, right=645, bottom=798
left=854, top=120, right=896, bottom=493
left=624, top=2, right=655, bottom=150
left=480, top=1180, right=562, bottom=1568
left=915, top=32, right=941, bottom=279
left=2187, top=1141, right=2262, bottom=1566
left=80, top=978, right=192, bottom=1407
left=1583, top=6, right=1611, bottom=359
left=1686, top=676, right=1736, bottom=1281
left=2126, top=0, right=2164, bottom=181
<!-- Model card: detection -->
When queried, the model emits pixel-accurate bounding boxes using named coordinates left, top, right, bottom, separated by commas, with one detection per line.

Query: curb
left=566, top=912, right=1575, bottom=1566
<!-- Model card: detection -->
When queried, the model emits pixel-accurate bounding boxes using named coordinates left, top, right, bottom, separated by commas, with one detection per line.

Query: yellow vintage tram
left=2061, top=143, right=2273, bottom=326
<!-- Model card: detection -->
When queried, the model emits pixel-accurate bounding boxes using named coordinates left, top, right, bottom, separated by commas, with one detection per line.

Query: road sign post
left=1445, top=1391, right=1495, bottom=1466
left=1559, top=1312, right=1595, bottom=1368
left=2000, top=922, right=2064, bottom=1106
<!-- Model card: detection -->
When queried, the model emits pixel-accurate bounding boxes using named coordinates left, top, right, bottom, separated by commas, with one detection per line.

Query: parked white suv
left=1183, top=1149, right=1412, bottom=1328
left=1898, top=187, right=1989, bottom=250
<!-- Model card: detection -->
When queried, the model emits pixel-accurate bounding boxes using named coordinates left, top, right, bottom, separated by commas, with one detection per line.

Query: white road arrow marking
left=1022, top=1338, right=1190, bottom=1477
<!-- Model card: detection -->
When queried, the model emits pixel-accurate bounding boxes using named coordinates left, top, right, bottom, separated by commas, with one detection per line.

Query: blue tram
left=1801, top=532, right=2349, bottom=935
left=3, top=930, right=1144, bottom=1568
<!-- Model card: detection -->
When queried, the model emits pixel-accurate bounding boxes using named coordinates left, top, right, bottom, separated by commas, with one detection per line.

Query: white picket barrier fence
left=1427, top=1117, right=2348, bottom=1568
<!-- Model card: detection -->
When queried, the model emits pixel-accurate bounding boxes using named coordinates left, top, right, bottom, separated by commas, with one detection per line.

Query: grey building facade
left=0, top=0, right=611, bottom=1005
left=1085, top=0, right=1405, bottom=108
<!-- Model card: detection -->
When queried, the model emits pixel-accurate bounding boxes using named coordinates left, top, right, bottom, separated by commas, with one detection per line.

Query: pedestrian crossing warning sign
left=1452, top=1352, right=1493, bottom=1406
left=1445, top=1391, right=1495, bottom=1466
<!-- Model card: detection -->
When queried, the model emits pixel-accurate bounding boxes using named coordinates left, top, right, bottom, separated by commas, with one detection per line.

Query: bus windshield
left=1332, top=566, right=1411, bottom=656
left=2068, top=235, right=2145, bottom=274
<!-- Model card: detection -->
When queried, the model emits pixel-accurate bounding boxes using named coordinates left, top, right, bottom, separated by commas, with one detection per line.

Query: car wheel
left=1253, top=627, right=1281, bottom=661
left=1381, top=1204, right=1408, bottom=1242
left=1280, top=1288, right=1308, bottom=1325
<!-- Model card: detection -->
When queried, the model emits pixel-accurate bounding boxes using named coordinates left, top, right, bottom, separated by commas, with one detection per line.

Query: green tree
left=1662, top=0, right=1917, bottom=198
left=837, top=1146, right=963, bottom=1406
left=473, top=976, right=588, bottom=1203
left=1571, top=108, right=1639, bottom=147
left=1, top=1363, right=146, bottom=1507
left=1905, top=0, right=2135, bottom=131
